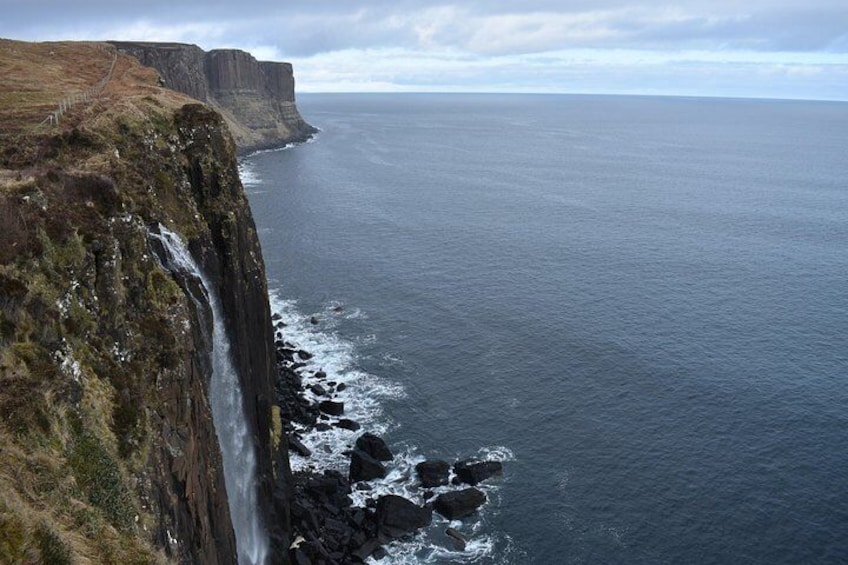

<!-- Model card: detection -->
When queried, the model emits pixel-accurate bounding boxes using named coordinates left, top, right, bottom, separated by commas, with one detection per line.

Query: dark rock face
left=454, top=459, right=503, bottom=486
left=355, top=433, right=394, bottom=462
left=109, top=41, right=317, bottom=152
left=318, top=400, right=344, bottom=416
left=375, top=495, right=433, bottom=539
left=416, top=460, right=451, bottom=488
left=433, top=488, right=487, bottom=520
left=171, top=104, right=290, bottom=563
left=350, top=450, right=387, bottom=483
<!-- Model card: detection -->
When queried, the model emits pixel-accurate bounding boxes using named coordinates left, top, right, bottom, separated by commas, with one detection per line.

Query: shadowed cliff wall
left=0, top=41, right=291, bottom=564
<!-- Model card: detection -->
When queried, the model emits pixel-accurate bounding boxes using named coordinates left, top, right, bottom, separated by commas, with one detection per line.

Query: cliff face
left=110, top=42, right=316, bottom=153
left=0, top=41, right=290, bottom=563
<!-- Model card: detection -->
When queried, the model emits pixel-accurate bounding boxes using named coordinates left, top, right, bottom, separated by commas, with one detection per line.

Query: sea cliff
left=109, top=41, right=317, bottom=153
left=0, top=40, right=290, bottom=563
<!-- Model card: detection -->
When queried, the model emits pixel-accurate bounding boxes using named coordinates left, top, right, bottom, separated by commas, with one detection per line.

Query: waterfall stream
left=151, top=225, right=269, bottom=564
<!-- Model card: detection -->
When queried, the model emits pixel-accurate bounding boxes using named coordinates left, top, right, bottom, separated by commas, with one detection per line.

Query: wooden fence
left=41, top=43, right=117, bottom=127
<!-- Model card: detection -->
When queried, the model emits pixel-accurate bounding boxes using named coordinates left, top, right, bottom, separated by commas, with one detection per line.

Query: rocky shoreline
left=272, top=313, right=504, bottom=564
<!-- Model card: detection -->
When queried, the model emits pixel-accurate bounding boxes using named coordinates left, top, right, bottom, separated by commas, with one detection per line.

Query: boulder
left=314, top=370, right=327, bottom=380
left=351, top=538, right=382, bottom=562
left=335, top=419, right=361, bottom=431
left=454, top=459, right=503, bottom=486
left=309, top=383, right=327, bottom=396
left=318, top=400, right=344, bottom=416
left=288, top=437, right=312, bottom=457
left=433, top=488, right=486, bottom=520
left=375, top=495, right=433, bottom=539
left=355, top=433, right=393, bottom=462
left=445, top=527, right=467, bottom=551
left=415, top=460, right=451, bottom=488
left=349, top=450, right=387, bottom=483
left=297, top=349, right=313, bottom=360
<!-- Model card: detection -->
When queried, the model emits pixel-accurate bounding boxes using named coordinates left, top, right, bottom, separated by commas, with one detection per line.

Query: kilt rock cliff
left=0, top=40, right=300, bottom=563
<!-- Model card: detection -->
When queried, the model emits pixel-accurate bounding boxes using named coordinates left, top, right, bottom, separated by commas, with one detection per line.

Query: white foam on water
left=238, top=161, right=262, bottom=188
left=270, top=292, right=404, bottom=472
left=270, top=291, right=517, bottom=563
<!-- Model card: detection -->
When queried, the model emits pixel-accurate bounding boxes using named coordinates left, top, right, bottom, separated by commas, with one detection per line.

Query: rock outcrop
left=0, top=40, right=291, bottom=563
left=110, top=41, right=317, bottom=153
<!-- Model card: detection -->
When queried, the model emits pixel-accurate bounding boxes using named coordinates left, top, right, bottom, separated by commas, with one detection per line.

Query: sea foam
left=268, top=291, right=515, bottom=564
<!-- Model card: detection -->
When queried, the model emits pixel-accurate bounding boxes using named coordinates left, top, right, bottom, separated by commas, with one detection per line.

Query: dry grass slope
left=0, top=39, right=209, bottom=564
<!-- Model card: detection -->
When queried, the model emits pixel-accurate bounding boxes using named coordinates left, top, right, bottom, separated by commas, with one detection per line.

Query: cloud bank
left=1, top=0, right=846, bottom=99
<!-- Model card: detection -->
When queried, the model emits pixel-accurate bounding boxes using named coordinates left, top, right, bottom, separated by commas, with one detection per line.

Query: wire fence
left=40, top=43, right=117, bottom=127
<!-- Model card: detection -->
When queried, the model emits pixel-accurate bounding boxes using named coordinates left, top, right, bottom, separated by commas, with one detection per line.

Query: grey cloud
left=1, top=0, right=846, bottom=55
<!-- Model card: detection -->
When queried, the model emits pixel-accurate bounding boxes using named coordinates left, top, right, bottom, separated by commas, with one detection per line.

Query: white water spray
left=152, top=226, right=268, bottom=564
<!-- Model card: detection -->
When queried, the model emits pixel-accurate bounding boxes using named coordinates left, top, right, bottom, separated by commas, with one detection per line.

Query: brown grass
left=0, top=39, right=203, bottom=564
left=0, top=38, right=193, bottom=155
left=0, top=40, right=113, bottom=132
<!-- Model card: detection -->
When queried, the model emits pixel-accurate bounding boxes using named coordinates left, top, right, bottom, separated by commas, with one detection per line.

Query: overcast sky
left=2, top=1, right=846, bottom=100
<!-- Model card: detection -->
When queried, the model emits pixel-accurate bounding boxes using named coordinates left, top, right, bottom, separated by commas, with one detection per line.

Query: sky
left=1, top=1, right=846, bottom=100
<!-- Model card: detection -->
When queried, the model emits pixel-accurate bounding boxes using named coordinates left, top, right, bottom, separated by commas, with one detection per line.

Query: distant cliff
left=0, top=40, right=291, bottom=563
left=110, top=41, right=317, bottom=153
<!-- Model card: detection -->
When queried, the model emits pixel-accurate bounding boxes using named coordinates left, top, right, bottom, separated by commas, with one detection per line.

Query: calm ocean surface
left=243, top=94, right=848, bottom=564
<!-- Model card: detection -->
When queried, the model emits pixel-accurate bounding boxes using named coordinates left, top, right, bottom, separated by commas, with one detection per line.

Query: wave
left=268, top=291, right=516, bottom=563
left=238, top=160, right=263, bottom=188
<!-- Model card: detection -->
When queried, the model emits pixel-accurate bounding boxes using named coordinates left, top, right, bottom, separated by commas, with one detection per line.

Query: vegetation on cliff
left=0, top=40, right=286, bottom=563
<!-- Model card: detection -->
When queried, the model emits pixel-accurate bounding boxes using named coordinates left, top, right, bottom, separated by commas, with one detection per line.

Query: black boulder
left=376, top=495, right=433, bottom=539
left=415, top=460, right=451, bottom=488
left=433, top=488, right=486, bottom=520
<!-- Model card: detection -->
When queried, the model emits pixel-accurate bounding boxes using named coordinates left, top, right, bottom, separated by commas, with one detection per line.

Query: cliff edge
left=0, top=39, right=291, bottom=563
left=110, top=41, right=317, bottom=153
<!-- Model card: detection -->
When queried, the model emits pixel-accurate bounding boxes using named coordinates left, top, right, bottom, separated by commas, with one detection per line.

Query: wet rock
left=416, top=460, right=451, bottom=488
left=335, top=419, right=361, bottom=431
left=309, top=383, right=327, bottom=396
left=297, top=349, right=313, bottom=360
left=335, top=382, right=347, bottom=392
left=375, top=495, right=433, bottom=539
left=318, top=400, right=344, bottom=416
left=445, top=528, right=467, bottom=551
left=355, top=433, right=393, bottom=462
left=350, top=450, right=387, bottom=483
left=433, top=488, right=486, bottom=520
left=351, top=538, right=382, bottom=562
left=289, top=437, right=312, bottom=457
left=454, top=459, right=503, bottom=486
left=314, top=370, right=327, bottom=380
left=310, top=316, right=319, bottom=325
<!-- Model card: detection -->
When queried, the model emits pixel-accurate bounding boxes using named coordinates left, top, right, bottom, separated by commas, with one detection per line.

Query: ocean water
left=241, top=94, right=848, bottom=564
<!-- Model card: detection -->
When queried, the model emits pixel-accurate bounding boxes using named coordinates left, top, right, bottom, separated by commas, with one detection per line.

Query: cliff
left=109, top=42, right=317, bottom=154
left=0, top=40, right=291, bottom=563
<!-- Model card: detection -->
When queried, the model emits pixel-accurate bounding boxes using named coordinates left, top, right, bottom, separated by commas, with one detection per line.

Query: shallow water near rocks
left=243, top=93, right=848, bottom=564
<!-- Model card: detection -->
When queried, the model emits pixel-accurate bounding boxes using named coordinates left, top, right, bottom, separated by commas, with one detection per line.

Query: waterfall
left=150, top=225, right=269, bottom=565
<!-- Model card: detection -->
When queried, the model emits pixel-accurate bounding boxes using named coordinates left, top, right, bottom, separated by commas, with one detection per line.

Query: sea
left=240, top=93, right=848, bottom=564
